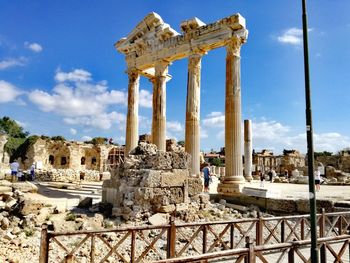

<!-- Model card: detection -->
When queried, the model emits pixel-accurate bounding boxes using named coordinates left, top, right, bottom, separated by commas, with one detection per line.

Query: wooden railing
left=39, top=210, right=350, bottom=262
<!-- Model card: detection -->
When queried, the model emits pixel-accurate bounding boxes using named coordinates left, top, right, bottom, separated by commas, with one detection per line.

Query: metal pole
left=301, top=0, right=318, bottom=262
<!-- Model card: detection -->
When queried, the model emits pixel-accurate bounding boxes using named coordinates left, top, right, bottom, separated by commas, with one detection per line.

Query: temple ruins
left=116, top=12, right=248, bottom=196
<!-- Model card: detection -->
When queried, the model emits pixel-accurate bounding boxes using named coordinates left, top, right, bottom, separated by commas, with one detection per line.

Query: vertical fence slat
left=245, top=236, right=255, bottom=263
left=167, top=216, right=176, bottom=258
left=39, top=224, right=49, bottom=263
left=320, top=208, right=325, bottom=238
left=202, top=225, right=207, bottom=254
left=300, top=218, right=305, bottom=240
left=288, top=244, right=295, bottom=263
left=281, top=220, right=285, bottom=243
left=320, top=242, right=326, bottom=263
left=131, top=230, right=136, bottom=263
left=90, top=234, right=95, bottom=263
left=230, top=223, right=235, bottom=249
left=256, top=212, right=263, bottom=245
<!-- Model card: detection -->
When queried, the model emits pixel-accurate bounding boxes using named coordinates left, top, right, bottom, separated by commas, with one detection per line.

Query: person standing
left=314, top=169, right=321, bottom=191
left=30, top=163, right=35, bottom=181
left=202, top=163, right=211, bottom=193
left=10, top=160, right=20, bottom=182
left=259, top=170, right=265, bottom=187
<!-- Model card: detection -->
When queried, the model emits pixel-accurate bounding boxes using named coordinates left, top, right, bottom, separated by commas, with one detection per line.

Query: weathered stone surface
left=12, top=182, right=38, bottom=193
left=187, top=178, right=202, bottom=197
left=160, top=170, right=188, bottom=187
left=148, top=213, right=168, bottom=226
left=156, top=204, right=175, bottom=213
left=0, top=186, right=12, bottom=194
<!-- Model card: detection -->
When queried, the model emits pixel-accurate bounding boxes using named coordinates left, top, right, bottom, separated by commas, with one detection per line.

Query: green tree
left=211, top=157, right=224, bottom=167
left=85, top=137, right=108, bottom=145
left=51, top=136, right=66, bottom=141
left=0, top=116, right=28, bottom=138
left=177, top=140, right=185, bottom=147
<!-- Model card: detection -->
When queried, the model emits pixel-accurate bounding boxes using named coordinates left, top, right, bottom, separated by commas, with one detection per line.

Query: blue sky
left=1, top=0, right=350, bottom=154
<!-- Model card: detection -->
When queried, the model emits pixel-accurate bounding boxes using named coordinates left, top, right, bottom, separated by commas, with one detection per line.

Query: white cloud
left=70, top=128, right=77, bottom=135
left=81, top=135, right=92, bottom=141
left=202, top=111, right=225, bottom=127
left=277, top=28, right=303, bottom=45
left=55, top=69, right=92, bottom=83
left=200, top=128, right=208, bottom=139
left=0, top=80, right=22, bottom=103
left=0, top=57, right=26, bottom=70
left=167, top=121, right=183, bottom=133
left=25, top=42, right=43, bottom=53
left=28, top=69, right=128, bottom=130
left=139, top=89, right=152, bottom=108
left=252, top=121, right=290, bottom=139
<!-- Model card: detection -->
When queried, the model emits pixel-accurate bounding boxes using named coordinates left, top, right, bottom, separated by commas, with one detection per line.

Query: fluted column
left=218, top=36, right=245, bottom=195
left=152, top=61, right=168, bottom=151
left=125, top=69, right=140, bottom=154
left=244, top=119, right=253, bottom=181
left=185, top=53, right=203, bottom=177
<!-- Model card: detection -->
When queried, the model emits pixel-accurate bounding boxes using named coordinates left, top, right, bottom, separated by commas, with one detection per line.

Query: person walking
left=30, top=163, right=35, bottom=181
left=314, top=169, right=321, bottom=191
left=10, top=160, right=20, bottom=182
left=202, top=163, right=211, bottom=193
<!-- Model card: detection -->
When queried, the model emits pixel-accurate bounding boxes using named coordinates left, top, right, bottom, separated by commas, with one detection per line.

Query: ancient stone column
left=185, top=53, right=202, bottom=177
left=218, top=36, right=246, bottom=195
left=152, top=61, right=168, bottom=151
left=244, top=119, right=253, bottom=181
left=125, top=69, right=140, bottom=154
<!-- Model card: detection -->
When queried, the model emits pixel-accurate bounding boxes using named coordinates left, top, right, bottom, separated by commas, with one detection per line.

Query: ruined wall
left=0, top=135, right=10, bottom=178
left=102, top=143, right=202, bottom=220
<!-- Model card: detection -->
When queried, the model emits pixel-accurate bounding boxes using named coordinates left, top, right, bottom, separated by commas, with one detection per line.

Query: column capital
left=126, top=68, right=140, bottom=78
left=155, top=60, right=169, bottom=77
left=188, top=52, right=204, bottom=71
left=226, top=35, right=243, bottom=58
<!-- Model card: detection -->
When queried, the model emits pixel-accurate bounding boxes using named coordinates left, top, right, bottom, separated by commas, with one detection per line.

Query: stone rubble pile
left=103, top=142, right=204, bottom=221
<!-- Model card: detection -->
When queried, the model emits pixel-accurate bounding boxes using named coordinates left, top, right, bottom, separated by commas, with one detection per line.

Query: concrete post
left=218, top=36, right=245, bottom=195
left=152, top=61, right=168, bottom=151
left=125, top=69, right=140, bottom=154
left=185, top=53, right=202, bottom=177
left=244, top=119, right=253, bottom=181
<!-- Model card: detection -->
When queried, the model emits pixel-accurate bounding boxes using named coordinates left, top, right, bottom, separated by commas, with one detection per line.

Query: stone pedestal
left=218, top=36, right=245, bottom=195
left=244, top=119, right=253, bottom=181
left=152, top=61, right=168, bottom=151
left=185, top=54, right=202, bottom=177
left=125, top=70, right=140, bottom=154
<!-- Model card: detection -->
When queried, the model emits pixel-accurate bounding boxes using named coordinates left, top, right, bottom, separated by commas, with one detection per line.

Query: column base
left=217, top=181, right=245, bottom=196
left=244, top=175, right=253, bottom=182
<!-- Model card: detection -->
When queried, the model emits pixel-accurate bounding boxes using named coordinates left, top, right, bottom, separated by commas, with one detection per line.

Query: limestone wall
left=102, top=143, right=202, bottom=220
left=35, top=168, right=101, bottom=182
left=0, top=135, right=10, bottom=178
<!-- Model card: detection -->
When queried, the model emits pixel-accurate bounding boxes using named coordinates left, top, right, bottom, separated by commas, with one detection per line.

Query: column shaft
left=244, top=119, right=253, bottom=181
left=152, top=61, right=168, bottom=151
left=125, top=70, right=140, bottom=154
left=185, top=54, right=202, bottom=177
left=218, top=37, right=245, bottom=195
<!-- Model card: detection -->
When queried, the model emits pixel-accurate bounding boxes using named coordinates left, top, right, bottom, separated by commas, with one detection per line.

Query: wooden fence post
left=230, top=223, right=235, bottom=249
left=256, top=212, right=263, bottom=245
left=202, top=225, right=207, bottom=254
left=39, top=224, right=49, bottom=263
left=167, top=216, right=176, bottom=258
left=131, top=230, right=136, bottom=263
left=320, top=208, right=325, bottom=238
left=281, top=220, right=285, bottom=242
left=90, top=234, right=95, bottom=263
left=245, top=236, right=255, bottom=263
left=288, top=243, right=295, bottom=263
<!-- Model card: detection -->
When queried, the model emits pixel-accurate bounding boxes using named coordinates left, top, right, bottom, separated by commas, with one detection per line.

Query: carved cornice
left=226, top=35, right=243, bottom=58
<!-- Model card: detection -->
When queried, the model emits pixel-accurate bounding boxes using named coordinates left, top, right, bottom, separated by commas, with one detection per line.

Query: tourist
left=10, top=160, right=20, bottom=182
left=284, top=170, right=289, bottom=180
left=259, top=170, right=265, bottom=187
left=202, top=163, right=211, bottom=193
left=30, top=163, right=35, bottom=181
left=314, top=169, right=321, bottom=191
left=268, top=170, right=273, bottom=182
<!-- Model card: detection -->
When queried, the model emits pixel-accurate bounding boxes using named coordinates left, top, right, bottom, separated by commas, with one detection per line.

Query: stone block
left=157, top=204, right=176, bottom=213
left=140, top=170, right=161, bottom=187
left=169, top=188, right=184, bottom=204
left=0, top=186, right=12, bottom=194
left=199, top=193, right=210, bottom=204
left=266, top=199, right=297, bottom=213
left=176, top=203, right=188, bottom=211
left=160, top=170, right=188, bottom=187
left=170, top=151, right=191, bottom=169
left=12, top=182, right=38, bottom=193
left=5, top=197, right=17, bottom=210
left=142, top=152, right=172, bottom=170
left=188, top=177, right=202, bottom=197
left=148, top=213, right=168, bottom=226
